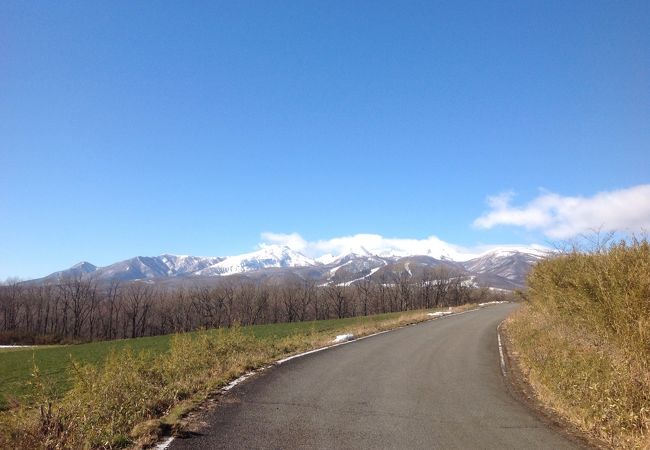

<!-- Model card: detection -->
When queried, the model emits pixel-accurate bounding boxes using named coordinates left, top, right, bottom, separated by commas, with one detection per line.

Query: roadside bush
left=0, top=328, right=271, bottom=449
left=508, top=238, right=650, bottom=448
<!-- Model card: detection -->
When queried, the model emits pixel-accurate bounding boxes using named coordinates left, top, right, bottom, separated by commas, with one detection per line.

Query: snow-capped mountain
left=38, top=254, right=224, bottom=283
left=158, top=254, right=225, bottom=276
left=461, top=247, right=549, bottom=283
left=32, top=245, right=549, bottom=289
left=194, top=246, right=315, bottom=276
left=42, top=261, right=99, bottom=281
left=324, top=253, right=391, bottom=284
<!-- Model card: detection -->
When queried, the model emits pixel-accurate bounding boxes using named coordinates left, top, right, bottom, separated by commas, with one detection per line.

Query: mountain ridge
left=29, top=245, right=549, bottom=289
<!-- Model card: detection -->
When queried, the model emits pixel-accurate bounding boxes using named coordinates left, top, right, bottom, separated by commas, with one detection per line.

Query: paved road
left=170, top=303, right=580, bottom=449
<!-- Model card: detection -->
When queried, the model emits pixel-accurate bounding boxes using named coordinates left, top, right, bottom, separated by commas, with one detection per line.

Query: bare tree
left=326, top=285, right=348, bottom=319
left=124, top=284, right=153, bottom=338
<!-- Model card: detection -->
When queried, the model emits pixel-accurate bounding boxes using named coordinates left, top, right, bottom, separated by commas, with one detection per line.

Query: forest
left=0, top=268, right=511, bottom=344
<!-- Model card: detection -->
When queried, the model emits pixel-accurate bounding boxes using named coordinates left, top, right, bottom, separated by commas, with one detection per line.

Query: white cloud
left=473, top=184, right=650, bottom=239
left=260, top=232, right=308, bottom=251
left=259, top=232, right=546, bottom=262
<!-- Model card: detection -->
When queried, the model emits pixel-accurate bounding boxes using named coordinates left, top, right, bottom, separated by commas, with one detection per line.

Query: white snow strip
left=338, top=266, right=383, bottom=286
left=0, top=345, right=34, bottom=348
left=332, top=333, right=354, bottom=343
left=488, top=287, right=511, bottom=293
left=461, top=276, right=479, bottom=288
left=478, top=300, right=509, bottom=307
left=427, top=311, right=453, bottom=317
left=327, top=260, right=353, bottom=279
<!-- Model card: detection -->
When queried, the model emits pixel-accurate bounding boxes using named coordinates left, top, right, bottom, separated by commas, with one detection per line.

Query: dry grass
left=507, top=238, right=650, bottom=449
left=0, top=305, right=475, bottom=449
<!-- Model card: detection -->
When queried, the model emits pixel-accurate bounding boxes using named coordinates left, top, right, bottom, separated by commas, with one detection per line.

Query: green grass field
left=0, top=311, right=412, bottom=409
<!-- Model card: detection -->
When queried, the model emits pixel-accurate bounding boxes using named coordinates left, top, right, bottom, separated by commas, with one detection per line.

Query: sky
left=1, top=1, right=649, bottom=279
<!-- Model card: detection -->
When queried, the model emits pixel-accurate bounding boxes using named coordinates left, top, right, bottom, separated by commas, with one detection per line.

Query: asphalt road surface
left=170, top=303, right=580, bottom=449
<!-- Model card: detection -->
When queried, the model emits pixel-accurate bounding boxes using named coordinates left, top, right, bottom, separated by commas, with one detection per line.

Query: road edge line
left=497, top=320, right=508, bottom=378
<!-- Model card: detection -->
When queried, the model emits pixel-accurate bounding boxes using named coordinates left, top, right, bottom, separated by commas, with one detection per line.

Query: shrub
left=509, top=238, right=650, bottom=448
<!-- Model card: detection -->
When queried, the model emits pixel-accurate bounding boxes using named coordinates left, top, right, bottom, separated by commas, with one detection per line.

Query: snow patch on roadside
left=333, top=333, right=355, bottom=343
left=478, top=301, right=509, bottom=307
left=427, top=310, right=453, bottom=318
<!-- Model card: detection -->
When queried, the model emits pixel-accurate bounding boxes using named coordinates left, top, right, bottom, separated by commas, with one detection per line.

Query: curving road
left=170, top=303, right=581, bottom=449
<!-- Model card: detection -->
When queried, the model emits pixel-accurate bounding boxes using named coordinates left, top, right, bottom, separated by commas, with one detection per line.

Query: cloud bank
left=473, top=184, right=650, bottom=239
left=260, top=232, right=546, bottom=262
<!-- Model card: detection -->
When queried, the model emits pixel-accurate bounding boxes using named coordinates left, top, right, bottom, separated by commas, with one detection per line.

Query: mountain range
left=29, top=245, right=549, bottom=290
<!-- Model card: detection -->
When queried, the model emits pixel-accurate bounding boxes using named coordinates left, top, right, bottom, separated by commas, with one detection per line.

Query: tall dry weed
left=510, top=238, right=650, bottom=448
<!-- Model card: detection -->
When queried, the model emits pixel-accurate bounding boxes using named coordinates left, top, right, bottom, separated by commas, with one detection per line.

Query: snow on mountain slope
left=158, top=254, right=224, bottom=276
left=40, top=261, right=98, bottom=282
left=292, top=234, right=472, bottom=261
left=470, top=246, right=549, bottom=260
left=87, top=256, right=170, bottom=281
left=338, top=266, right=384, bottom=286
left=194, top=245, right=316, bottom=276
left=37, top=255, right=223, bottom=283
left=461, top=248, right=549, bottom=282
left=316, top=253, right=338, bottom=264
left=98, top=255, right=224, bottom=281
left=32, top=244, right=548, bottom=288
left=324, top=253, right=389, bottom=283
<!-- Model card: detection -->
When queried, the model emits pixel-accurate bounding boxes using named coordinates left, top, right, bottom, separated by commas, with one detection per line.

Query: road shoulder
left=499, top=316, right=607, bottom=450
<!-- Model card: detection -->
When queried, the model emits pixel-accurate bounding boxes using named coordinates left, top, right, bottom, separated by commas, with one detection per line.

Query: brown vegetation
left=507, top=238, right=650, bottom=448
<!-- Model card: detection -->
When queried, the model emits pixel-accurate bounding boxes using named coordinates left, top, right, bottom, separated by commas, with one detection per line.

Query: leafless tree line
left=0, top=268, right=512, bottom=344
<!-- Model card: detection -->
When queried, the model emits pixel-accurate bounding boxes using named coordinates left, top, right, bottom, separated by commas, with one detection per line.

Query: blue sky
left=1, top=1, right=649, bottom=279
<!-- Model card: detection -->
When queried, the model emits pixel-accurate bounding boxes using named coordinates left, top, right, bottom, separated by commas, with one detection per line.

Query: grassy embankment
left=506, top=239, right=649, bottom=448
left=0, top=305, right=474, bottom=449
